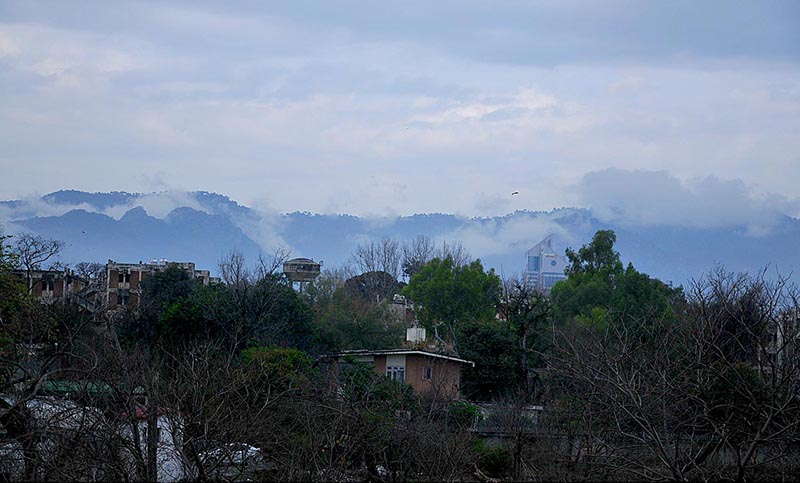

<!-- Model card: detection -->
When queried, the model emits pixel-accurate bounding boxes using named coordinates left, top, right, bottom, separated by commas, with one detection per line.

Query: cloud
left=0, top=3, right=799, bottom=218
left=102, top=192, right=197, bottom=219
left=436, top=212, right=576, bottom=258
left=0, top=194, right=98, bottom=222
left=0, top=189, right=292, bottom=255
left=574, top=169, right=800, bottom=234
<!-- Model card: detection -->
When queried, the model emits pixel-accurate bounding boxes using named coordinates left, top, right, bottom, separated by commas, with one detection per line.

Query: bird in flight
left=511, top=191, right=519, bottom=196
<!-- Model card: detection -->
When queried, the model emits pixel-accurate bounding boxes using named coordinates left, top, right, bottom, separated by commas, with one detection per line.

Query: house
left=324, top=349, right=474, bottom=401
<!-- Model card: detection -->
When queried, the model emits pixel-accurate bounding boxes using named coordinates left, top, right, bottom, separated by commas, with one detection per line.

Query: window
left=423, top=366, right=433, bottom=381
left=118, top=292, right=130, bottom=306
left=527, top=256, right=540, bottom=272
left=387, top=366, right=405, bottom=383
left=42, top=279, right=54, bottom=292
left=118, top=272, right=130, bottom=284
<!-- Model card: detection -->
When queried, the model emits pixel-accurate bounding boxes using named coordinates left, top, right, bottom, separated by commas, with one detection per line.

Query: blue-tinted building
left=525, top=235, right=568, bottom=292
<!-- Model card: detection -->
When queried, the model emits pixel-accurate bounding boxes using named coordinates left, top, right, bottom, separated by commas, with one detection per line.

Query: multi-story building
left=524, top=235, right=568, bottom=293
left=11, top=268, right=88, bottom=305
left=104, top=259, right=216, bottom=310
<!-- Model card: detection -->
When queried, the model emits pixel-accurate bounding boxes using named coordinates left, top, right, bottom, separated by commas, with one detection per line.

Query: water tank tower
left=283, top=257, right=321, bottom=284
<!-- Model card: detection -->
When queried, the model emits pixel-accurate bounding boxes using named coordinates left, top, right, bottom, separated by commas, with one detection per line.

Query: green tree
left=121, top=264, right=199, bottom=347
left=403, top=257, right=501, bottom=355
left=564, top=229, right=623, bottom=277
left=313, top=287, right=404, bottom=352
left=457, top=318, right=520, bottom=400
left=551, top=230, right=679, bottom=328
left=502, top=277, right=552, bottom=400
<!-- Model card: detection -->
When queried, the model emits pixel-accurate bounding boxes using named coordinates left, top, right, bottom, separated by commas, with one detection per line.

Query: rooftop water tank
left=283, top=257, right=321, bottom=282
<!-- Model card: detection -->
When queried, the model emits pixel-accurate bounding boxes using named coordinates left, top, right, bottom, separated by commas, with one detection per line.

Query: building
left=104, top=259, right=217, bottom=310
left=11, top=268, right=87, bottom=305
left=324, top=349, right=474, bottom=401
left=10, top=259, right=218, bottom=312
left=524, top=235, right=568, bottom=292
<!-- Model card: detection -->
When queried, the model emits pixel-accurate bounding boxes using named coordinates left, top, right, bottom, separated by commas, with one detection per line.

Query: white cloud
left=101, top=192, right=204, bottom=219
left=0, top=2, right=798, bottom=219
left=0, top=194, right=97, bottom=221
left=437, top=212, right=576, bottom=258
left=574, top=169, right=800, bottom=234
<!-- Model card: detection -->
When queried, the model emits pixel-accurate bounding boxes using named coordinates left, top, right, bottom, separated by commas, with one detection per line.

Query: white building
left=525, top=235, right=568, bottom=292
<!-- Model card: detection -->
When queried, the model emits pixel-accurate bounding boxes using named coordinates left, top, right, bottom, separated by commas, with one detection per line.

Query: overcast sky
left=1, top=0, right=798, bottom=220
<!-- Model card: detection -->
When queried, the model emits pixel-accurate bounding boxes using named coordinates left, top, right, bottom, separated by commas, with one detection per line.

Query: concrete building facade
left=524, top=235, right=568, bottom=292
left=11, top=269, right=87, bottom=305
left=104, top=259, right=216, bottom=310
left=325, top=349, right=474, bottom=401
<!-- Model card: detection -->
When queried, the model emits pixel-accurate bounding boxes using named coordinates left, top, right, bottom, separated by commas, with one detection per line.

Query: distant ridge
left=2, top=190, right=799, bottom=283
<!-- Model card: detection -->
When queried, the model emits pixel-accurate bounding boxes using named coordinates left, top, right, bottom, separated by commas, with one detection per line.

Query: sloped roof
left=329, top=349, right=475, bottom=367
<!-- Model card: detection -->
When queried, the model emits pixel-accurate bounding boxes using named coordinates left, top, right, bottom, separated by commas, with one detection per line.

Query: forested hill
left=2, top=190, right=799, bottom=284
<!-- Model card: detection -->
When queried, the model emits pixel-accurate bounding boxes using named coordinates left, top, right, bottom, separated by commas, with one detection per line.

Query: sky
left=0, top=0, right=798, bottom=221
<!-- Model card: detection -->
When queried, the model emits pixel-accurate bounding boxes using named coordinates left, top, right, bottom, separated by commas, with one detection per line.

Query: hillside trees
left=312, top=285, right=404, bottom=351
left=349, top=237, right=402, bottom=301
left=551, top=229, right=680, bottom=328
left=118, top=251, right=315, bottom=353
left=401, top=235, right=471, bottom=279
left=403, top=257, right=501, bottom=355
left=547, top=267, right=800, bottom=481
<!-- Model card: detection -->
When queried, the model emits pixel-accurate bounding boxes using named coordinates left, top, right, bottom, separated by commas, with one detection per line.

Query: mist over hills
left=1, top=190, right=798, bottom=286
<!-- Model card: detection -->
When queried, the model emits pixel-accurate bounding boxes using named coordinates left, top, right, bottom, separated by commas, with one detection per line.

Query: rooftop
left=330, top=349, right=475, bottom=367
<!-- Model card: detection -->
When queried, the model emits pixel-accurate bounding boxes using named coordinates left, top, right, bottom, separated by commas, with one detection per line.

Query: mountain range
left=2, top=190, right=798, bottom=286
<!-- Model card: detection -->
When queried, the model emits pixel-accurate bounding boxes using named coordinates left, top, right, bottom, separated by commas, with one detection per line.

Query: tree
left=349, top=237, right=402, bottom=301
left=0, top=227, right=17, bottom=273
left=401, top=235, right=472, bottom=280
left=0, top=248, right=97, bottom=480
left=343, top=270, right=404, bottom=303
left=403, top=257, right=501, bottom=355
left=123, top=264, right=198, bottom=348
left=551, top=229, right=679, bottom=328
left=546, top=267, right=800, bottom=482
left=74, top=261, right=105, bottom=282
left=564, top=229, right=622, bottom=277
left=215, top=250, right=315, bottom=351
left=402, top=235, right=436, bottom=279
left=0, top=228, right=24, bottom=326
left=11, top=233, right=64, bottom=292
left=313, top=287, right=404, bottom=351
left=501, top=275, right=552, bottom=400
left=457, top=318, right=520, bottom=400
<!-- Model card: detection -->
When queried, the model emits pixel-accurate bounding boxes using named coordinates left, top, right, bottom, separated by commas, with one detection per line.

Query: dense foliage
left=551, top=229, right=680, bottom=328
left=1, top=226, right=798, bottom=482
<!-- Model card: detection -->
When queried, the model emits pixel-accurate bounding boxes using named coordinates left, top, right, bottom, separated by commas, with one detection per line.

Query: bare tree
left=350, top=237, right=401, bottom=280
left=216, top=249, right=301, bottom=349
left=547, top=267, right=800, bottom=482
left=74, top=261, right=105, bottom=282
left=437, top=240, right=471, bottom=268
left=349, top=237, right=402, bottom=303
left=402, top=235, right=436, bottom=279
left=12, top=233, right=64, bottom=292
left=402, top=235, right=472, bottom=280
